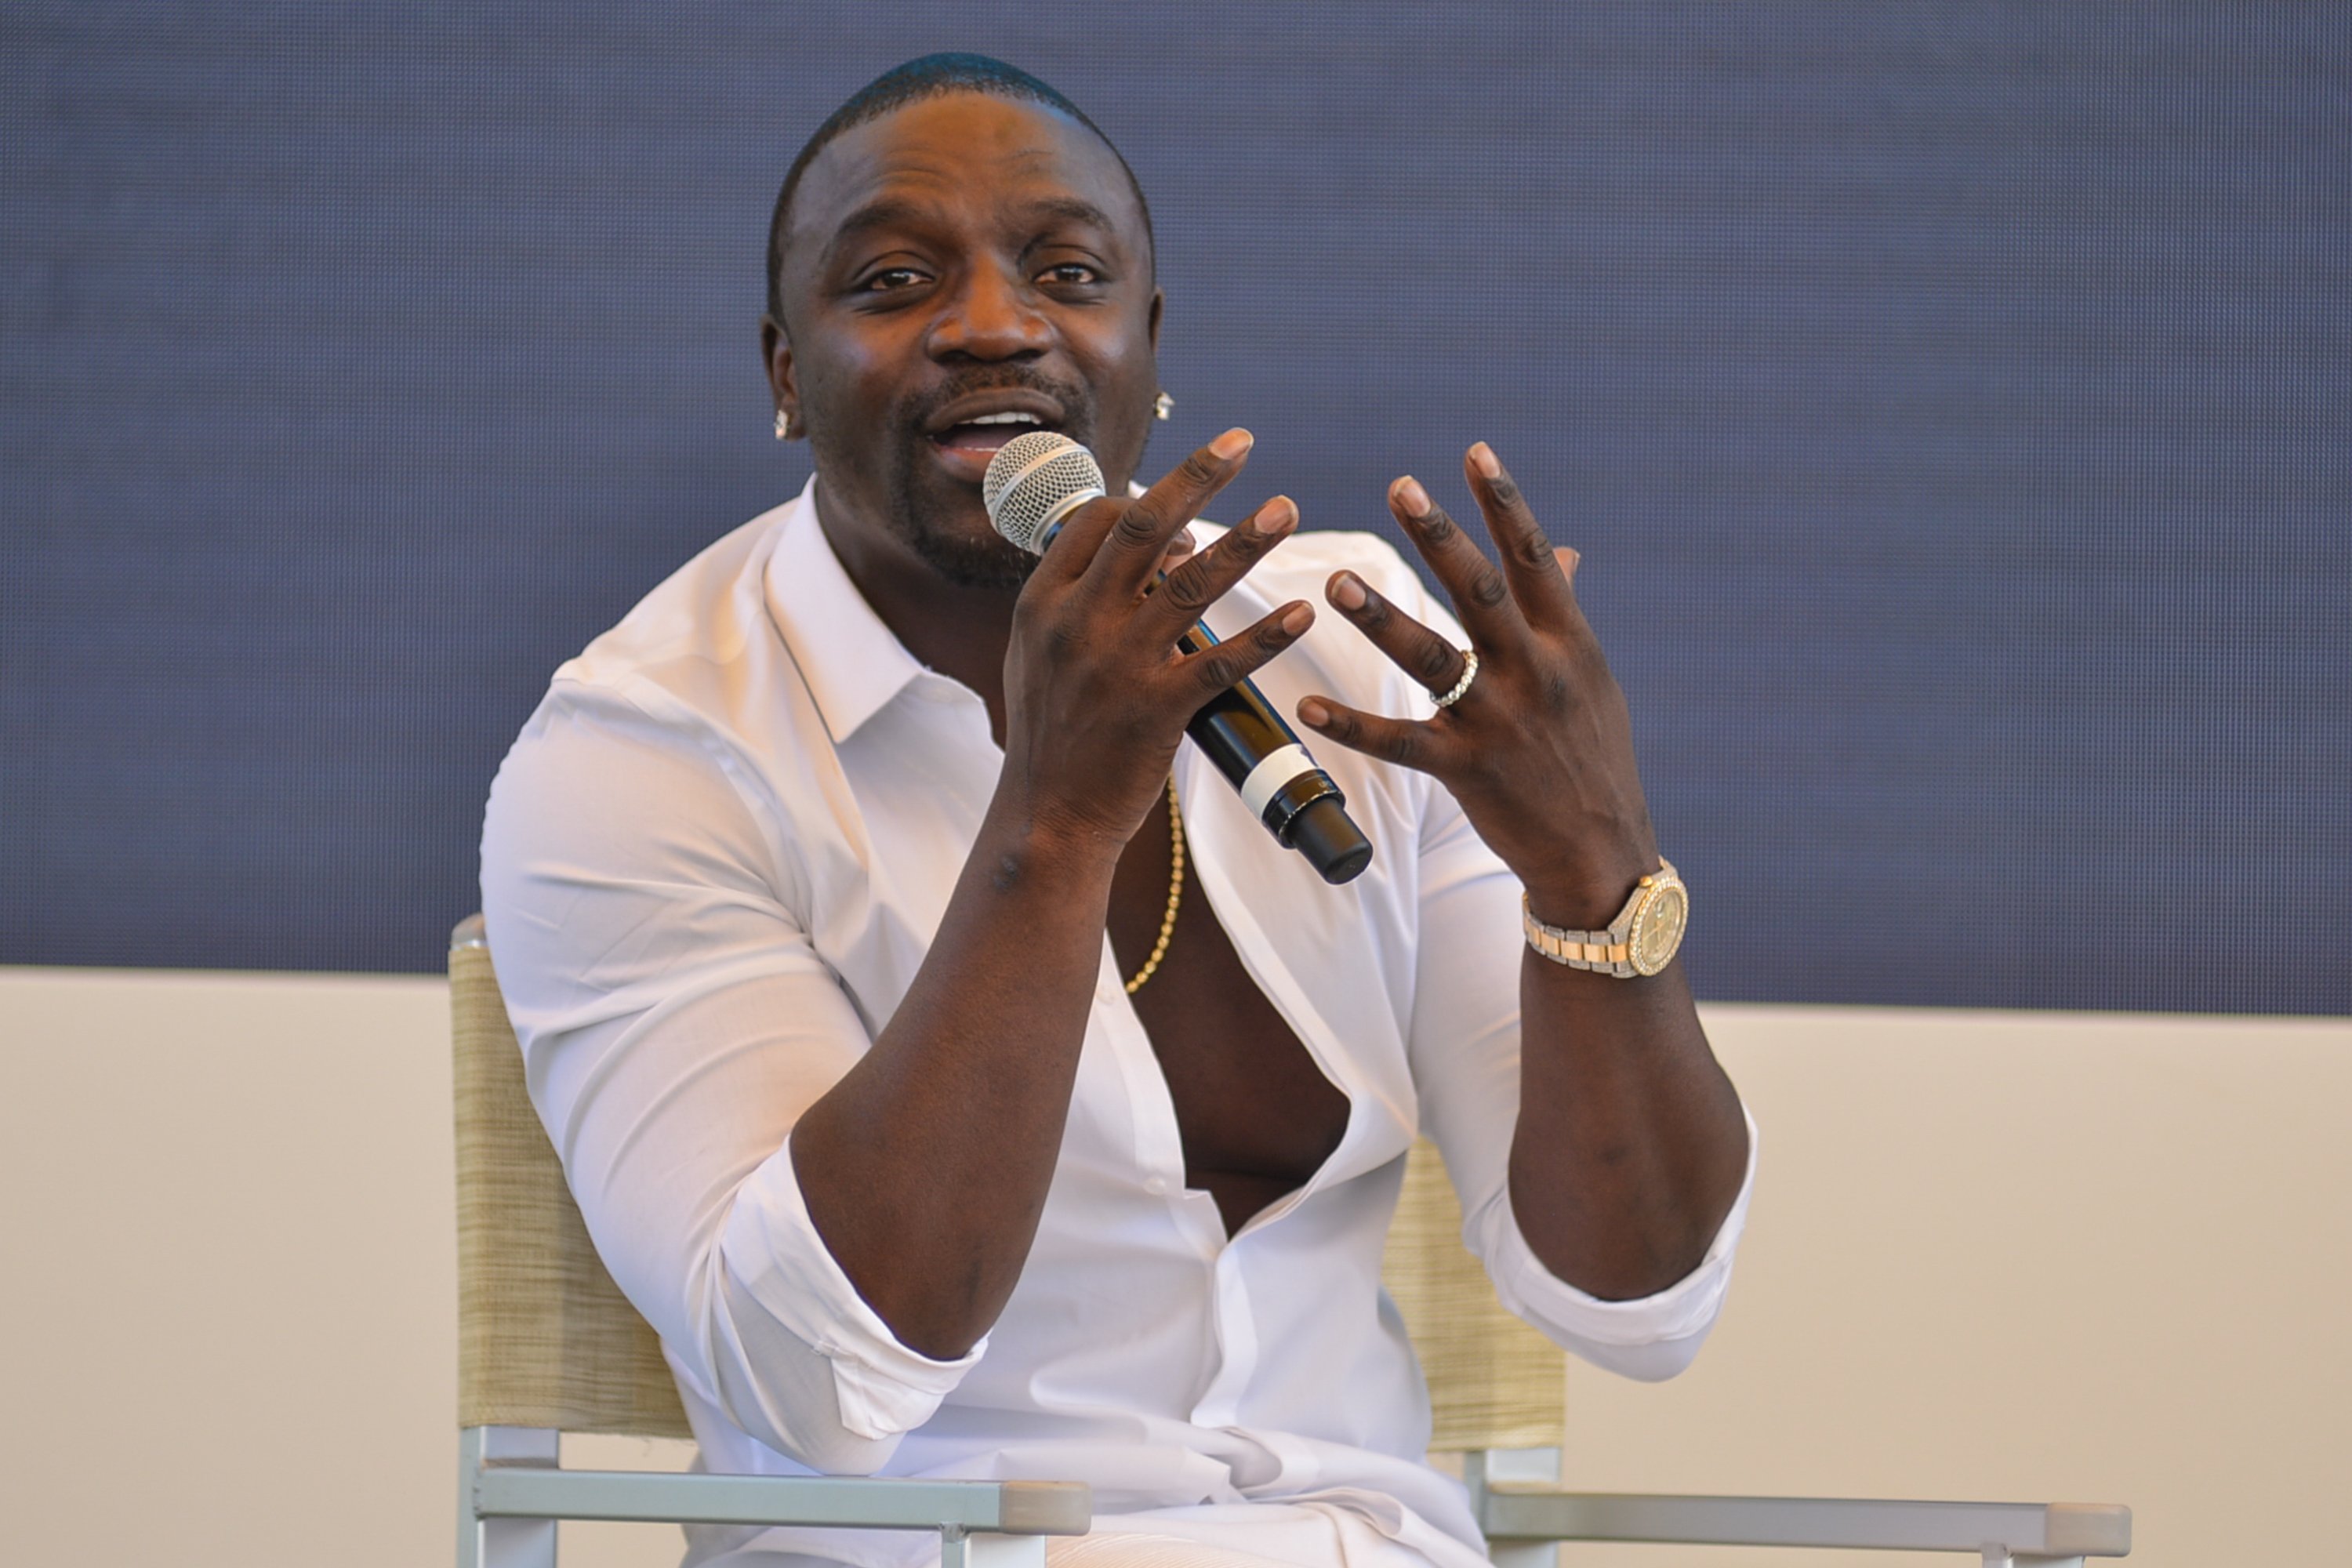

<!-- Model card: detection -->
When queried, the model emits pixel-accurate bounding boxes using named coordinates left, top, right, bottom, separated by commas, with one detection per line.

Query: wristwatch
left=1522, top=859, right=1688, bottom=978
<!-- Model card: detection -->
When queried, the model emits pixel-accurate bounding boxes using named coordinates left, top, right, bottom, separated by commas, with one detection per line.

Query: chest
left=789, top=699, right=1430, bottom=1229
left=1106, top=786, right=1352, bottom=1236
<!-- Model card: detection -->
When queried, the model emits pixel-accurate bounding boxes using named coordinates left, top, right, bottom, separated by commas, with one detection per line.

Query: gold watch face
left=1629, top=881, right=1689, bottom=976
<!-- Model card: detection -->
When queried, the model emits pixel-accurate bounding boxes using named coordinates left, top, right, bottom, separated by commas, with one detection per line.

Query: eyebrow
left=818, top=197, right=938, bottom=266
left=1019, top=195, right=1121, bottom=237
left=818, top=193, right=1126, bottom=269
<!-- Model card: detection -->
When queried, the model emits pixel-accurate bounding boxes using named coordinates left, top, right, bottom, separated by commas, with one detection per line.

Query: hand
left=1000, top=428, right=1315, bottom=854
left=1296, top=442, right=1658, bottom=928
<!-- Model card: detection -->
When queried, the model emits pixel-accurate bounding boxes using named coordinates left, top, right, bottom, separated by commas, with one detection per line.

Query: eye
left=859, top=267, right=928, bottom=293
left=1039, top=262, right=1102, bottom=287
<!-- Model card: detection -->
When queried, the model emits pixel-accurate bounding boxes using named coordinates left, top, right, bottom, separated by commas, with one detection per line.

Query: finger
left=1131, top=527, right=1197, bottom=601
left=1293, top=694, right=1439, bottom=773
left=1463, top=441, right=1578, bottom=630
left=1036, top=491, right=1138, bottom=579
left=1147, top=495, right=1299, bottom=631
left=1172, top=598, right=1316, bottom=698
left=1160, top=526, right=1198, bottom=572
left=1085, top=427, right=1255, bottom=597
left=1388, top=475, right=1526, bottom=652
left=1323, top=568, right=1471, bottom=706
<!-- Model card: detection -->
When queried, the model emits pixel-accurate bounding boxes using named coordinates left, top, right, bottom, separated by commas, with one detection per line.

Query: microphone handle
left=1178, top=622, right=1374, bottom=885
left=1019, top=511, right=1374, bottom=884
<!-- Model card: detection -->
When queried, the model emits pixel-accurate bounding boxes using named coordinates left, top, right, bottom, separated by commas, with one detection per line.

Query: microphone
left=984, top=431, right=1374, bottom=885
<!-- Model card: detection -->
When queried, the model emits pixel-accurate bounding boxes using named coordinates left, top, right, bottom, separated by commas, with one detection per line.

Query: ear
left=760, top=314, right=803, bottom=437
left=1147, top=289, right=1163, bottom=354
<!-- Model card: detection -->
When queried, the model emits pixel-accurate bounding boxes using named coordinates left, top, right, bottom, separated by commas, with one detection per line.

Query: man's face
left=768, top=93, right=1163, bottom=590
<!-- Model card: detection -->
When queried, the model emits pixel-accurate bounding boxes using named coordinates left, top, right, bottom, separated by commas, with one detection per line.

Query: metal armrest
left=462, top=1426, right=1091, bottom=1568
left=1483, top=1488, right=2131, bottom=1566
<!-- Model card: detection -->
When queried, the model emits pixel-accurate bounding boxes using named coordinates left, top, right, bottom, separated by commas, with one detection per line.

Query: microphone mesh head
left=983, top=431, right=1105, bottom=554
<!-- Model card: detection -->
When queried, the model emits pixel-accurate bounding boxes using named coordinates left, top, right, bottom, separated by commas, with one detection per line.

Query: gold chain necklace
left=1124, top=774, right=1185, bottom=995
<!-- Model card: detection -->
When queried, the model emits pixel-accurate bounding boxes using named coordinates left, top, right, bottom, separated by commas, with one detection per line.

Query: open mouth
left=930, top=409, right=1058, bottom=456
left=922, top=390, right=1073, bottom=478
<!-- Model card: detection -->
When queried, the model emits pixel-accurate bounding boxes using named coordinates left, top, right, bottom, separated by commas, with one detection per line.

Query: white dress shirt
left=480, top=480, right=1757, bottom=1568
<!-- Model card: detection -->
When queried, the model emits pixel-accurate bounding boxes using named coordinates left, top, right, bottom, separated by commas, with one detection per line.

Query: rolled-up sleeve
left=1469, top=1109, right=1757, bottom=1381
left=1391, top=583, right=1759, bottom=1384
left=480, top=677, right=979, bottom=1472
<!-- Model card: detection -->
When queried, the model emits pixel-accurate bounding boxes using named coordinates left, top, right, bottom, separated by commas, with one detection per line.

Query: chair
left=453, top=915, right=2129, bottom=1568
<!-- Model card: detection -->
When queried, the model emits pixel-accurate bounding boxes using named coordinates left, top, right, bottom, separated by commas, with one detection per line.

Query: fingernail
left=1167, top=527, right=1196, bottom=555
left=1298, top=698, right=1330, bottom=727
left=1282, top=602, right=1313, bottom=636
left=1330, top=572, right=1367, bottom=611
left=1470, top=442, right=1501, bottom=479
left=1258, top=495, right=1298, bottom=536
left=1210, top=427, right=1254, bottom=461
left=1394, top=477, right=1431, bottom=518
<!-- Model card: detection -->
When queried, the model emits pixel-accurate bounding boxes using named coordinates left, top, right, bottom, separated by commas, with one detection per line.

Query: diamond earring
left=1154, top=391, right=1174, bottom=423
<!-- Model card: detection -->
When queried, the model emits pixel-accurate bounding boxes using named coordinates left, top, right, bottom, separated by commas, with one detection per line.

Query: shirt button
left=1143, top=1176, right=1170, bottom=1196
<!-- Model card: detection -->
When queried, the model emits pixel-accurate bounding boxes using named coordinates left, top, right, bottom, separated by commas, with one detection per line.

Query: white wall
left=1557, top=1007, right=2352, bottom=1568
left=2, top=967, right=2344, bottom=1566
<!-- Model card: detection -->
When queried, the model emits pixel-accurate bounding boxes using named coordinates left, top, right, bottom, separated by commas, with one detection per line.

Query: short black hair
left=765, top=53, right=1154, bottom=327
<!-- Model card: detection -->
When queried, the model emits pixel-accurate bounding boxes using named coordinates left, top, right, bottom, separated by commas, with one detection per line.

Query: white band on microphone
left=1238, top=743, right=1319, bottom=822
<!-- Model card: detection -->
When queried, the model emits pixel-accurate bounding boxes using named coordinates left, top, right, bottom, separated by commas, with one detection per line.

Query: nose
left=927, top=261, right=1051, bottom=362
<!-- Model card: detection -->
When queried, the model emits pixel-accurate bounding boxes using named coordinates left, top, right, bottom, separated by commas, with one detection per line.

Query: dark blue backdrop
left=4, top=4, right=2346, bottom=1013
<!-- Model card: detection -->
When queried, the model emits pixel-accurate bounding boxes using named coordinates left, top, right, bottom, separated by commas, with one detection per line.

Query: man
left=482, top=53, right=1753, bottom=1568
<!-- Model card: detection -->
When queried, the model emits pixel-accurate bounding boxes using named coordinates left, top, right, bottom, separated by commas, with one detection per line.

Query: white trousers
left=720, top=1497, right=1480, bottom=1568
left=1047, top=1503, right=1449, bottom=1568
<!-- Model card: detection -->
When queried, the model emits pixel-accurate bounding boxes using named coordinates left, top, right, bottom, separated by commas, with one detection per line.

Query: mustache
left=899, top=366, right=1098, bottom=442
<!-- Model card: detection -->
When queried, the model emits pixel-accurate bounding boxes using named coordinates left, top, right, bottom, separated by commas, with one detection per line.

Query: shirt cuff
left=720, top=1133, right=986, bottom=1440
left=1476, top=1105, right=1759, bottom=1377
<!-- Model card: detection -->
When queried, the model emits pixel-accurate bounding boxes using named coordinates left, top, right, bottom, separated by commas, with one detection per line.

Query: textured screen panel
left=2, top=4, right=2345, bottom=1011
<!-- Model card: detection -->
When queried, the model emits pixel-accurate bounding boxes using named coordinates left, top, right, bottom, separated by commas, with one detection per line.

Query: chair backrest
left=451, top=919, right=1565, bottom=1451
left=453, top=917, right=691, bottom=1436
left=1381, top=1143, right=1569, bottom=1453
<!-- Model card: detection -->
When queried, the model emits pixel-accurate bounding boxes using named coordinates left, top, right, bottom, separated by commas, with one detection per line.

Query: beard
left=881, top=366, right=1113, bottom=591
left=884, top=466, right=1039, bottom=590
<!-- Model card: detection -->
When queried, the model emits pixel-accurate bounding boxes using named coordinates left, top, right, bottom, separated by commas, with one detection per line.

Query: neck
left=812, top=482, right=1019, bottom=746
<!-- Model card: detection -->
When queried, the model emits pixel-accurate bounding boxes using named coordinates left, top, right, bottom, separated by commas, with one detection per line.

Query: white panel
left=0, top=967, right=456, bottom=1568
left=2, top=971, right=2346, bottom=1568
left=1557, top=1004, right=2352, bottom=1568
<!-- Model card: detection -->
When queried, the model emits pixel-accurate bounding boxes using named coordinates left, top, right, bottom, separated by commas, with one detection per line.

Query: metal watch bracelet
left=1521, top=859, right=1686, bottom=978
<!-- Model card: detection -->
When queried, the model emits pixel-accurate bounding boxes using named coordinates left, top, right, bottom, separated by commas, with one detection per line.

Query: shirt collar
left=763, top=477, right=1153, bottom=746
left=763, top=477, right=927, bottom=745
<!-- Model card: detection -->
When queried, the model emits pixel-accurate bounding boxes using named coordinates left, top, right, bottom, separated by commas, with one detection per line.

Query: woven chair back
left=1381, top=1144, right=1569, bottom=1452
left=453, top=927, right=691, bottom=1436
left=452, top=924, right=1564, bottom=1450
